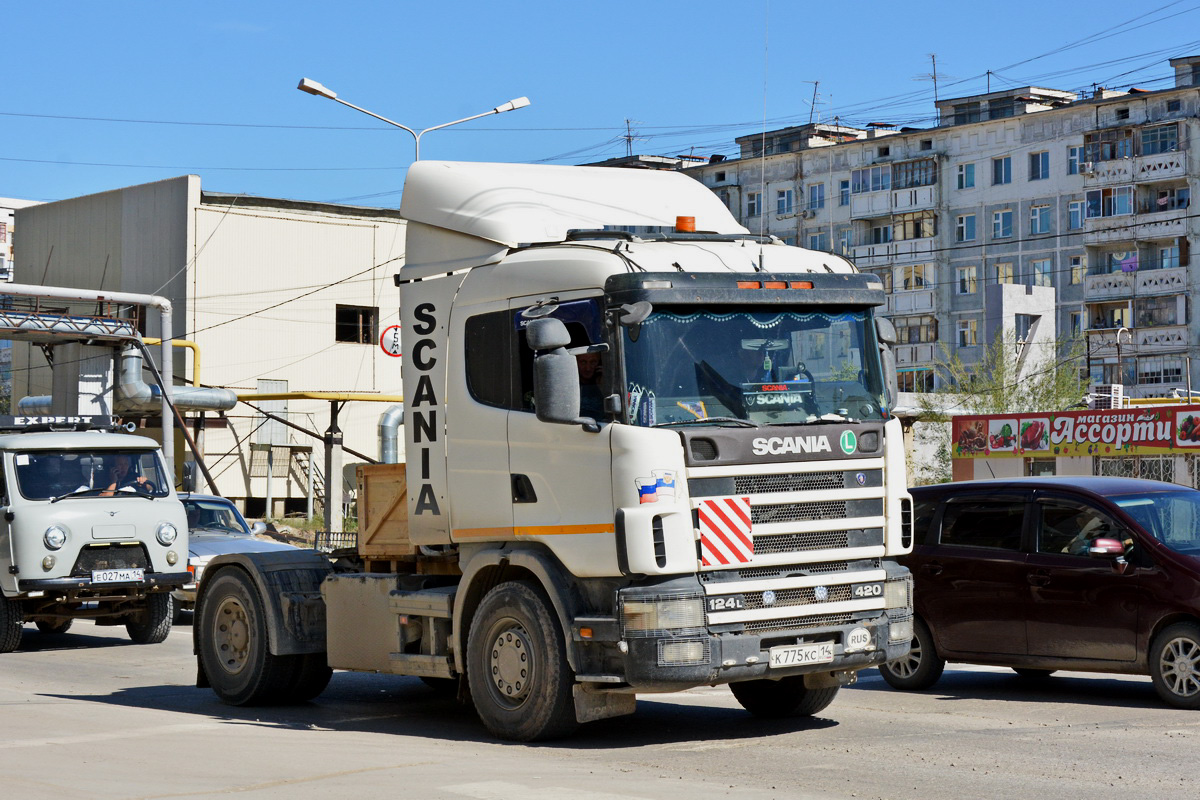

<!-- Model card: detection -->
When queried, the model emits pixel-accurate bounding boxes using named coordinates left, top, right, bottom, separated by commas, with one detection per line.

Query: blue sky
left=5, top=1, right=1200, bottom=207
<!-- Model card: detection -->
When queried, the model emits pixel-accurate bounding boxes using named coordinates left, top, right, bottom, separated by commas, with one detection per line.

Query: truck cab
left=0, top=416, right=189, bottom=651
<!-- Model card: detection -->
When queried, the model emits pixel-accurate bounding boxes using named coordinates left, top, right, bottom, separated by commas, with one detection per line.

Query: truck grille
left=744, top=585, right=853, bottom=610
left=752, top=500, right=847, bottom=524
left=754, top=530, right=851, bottom=554
left=71, top=544, right=149, bottom=576
left=700, top=558, right=881, bottom=583
left=745, top=612, right=854, bottom=634
left=736, top=470, right=845, bottom=493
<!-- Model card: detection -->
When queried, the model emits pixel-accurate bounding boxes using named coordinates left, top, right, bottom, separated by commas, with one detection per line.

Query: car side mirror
left=251, top=521, right=267, bottom=536
left=1087, top=537, right=1126, bottom=558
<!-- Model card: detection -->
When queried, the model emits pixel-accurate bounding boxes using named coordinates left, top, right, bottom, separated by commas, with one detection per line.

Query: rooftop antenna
left=914, top=53, right=952, bottom=105
left=622, top=118, right=645, bottom=158
left=803, top=80, right=820, bottom=124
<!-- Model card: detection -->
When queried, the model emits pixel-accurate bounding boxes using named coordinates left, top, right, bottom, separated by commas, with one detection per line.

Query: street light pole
left=297, top=78, right=529, bottom=161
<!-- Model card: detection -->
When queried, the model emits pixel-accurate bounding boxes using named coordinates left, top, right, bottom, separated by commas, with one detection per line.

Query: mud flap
left=573, top=684, right=636, bottom=723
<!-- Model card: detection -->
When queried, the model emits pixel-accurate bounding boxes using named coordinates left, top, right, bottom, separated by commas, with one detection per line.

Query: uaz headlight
left=156, top=522, right=179, bottom=546
left=44, top=525, right=68, bottom=550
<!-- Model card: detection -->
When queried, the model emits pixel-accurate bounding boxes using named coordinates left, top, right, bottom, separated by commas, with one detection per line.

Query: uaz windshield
left=14, top=449, right=170, bottom=501
left=623, top=307, right=886, bottom=426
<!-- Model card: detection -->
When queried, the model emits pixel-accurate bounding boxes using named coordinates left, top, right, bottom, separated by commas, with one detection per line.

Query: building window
left=1137, top=355, right=1185, bottom=385
left=1115, top=108, right=1130, bottom=121
left=1152, top=186, right=1190, bottom=212
left=808, top=183, right=825, bottom=210
left=335, top=305, right=379, bottom=344
left=851, top=165, right=890, bottom=194
left=896, top=315, right=937, bottom=343
left=953, top=102, right=981, bottom=125
left=956, top=163, right=975, bottom=189
left=1070, top=255, right=1086, bottom=284
left=898, top=368, right=934, bottom=392
left=956, top=319, right=978, bottom=347
left=995, top=262, right=1014, bottom=284
left=957, top=265, right=978, bottom=295
left=993, top=209, right=1013, bottom=238
left=955, top=214, right=976, bottom=242
left=871, top=224, right=892, bottom=244
left=866, top=267, right=891, bottom=292
left=747, top=192, right=761, bottom=217
left=992, top=157, right=1012, bottom=185
left=838, top=232, right=854, bottom=255
left=920, top=139, right=933, bottom=151
left=808, top=232, right=830, bottom=252
left=892, top=158, right=938, bottom=189
left=1167, top=99, right=1182, bottom=113
left=893, top=211, right=937, bottom=241
left=1032, top=258, right=1052, bottom=287
left=1135, top=296, right=1179, bottom=327
left=838, top=180, right=850, bottom=206
left=1030, top=205, right=1051, bottom=235
left=1069, top=311, right=1083, bottom=337
left=989, top=98, right=1016, bottom=119
left=1085, top=187, right=1133, bottom=218
left=777, top=189, right=794, bottom=215
left=1084, top=128, right=1134, bottom=162
left=896, top=264, right=931, bottom=291
left=1029, top=151, right=1050, bottom=180
left=1141, top=123, right=1179, bottom=155
left=1159, top=244, right=1181, bottom=269
left=1067, top=145, right=1083, bottom=175
left=1068, top=200, right=1085, bottom=230
left=714, top=171, right=726, bottom=183
left=879, top=146, right=890, bottom=157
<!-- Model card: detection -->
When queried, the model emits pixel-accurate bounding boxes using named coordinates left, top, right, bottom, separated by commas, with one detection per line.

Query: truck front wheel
left=198, top=568, right=294, bottom=705
left=466, top=581, right=577, bottom=741
left=729, top=677, right=839, bottom=718
left=126, top=592, right=173, bottom=644
left=0, top=595, right=22, bottom=653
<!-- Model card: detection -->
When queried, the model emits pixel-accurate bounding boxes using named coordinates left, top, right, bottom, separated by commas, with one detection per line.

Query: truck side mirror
left=875, top=317, right=899, bottom=409
left=526, top=318, right=601, bottom=433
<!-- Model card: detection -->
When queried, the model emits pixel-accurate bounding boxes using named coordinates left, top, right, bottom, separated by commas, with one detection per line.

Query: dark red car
left=881, top=477, right=1200, bottom=708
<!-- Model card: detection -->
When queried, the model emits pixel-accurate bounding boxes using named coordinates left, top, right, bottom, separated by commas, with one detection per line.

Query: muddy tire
left=1150, top=622, right=1200, bottom=709
left=126, top=592, right=173, bottom=644
left=198, top=568, right=294, bottom=705
left=0, top=595, right=22, bottom=653
left=729, top=677, right=839, bottom=718
left=35, top=619, right=73, bottom=635
left=879, top=617, right=944, bottom=691
left=282, top=653, right=333, bottom=703
left=466, top=581, right=577, bottom=741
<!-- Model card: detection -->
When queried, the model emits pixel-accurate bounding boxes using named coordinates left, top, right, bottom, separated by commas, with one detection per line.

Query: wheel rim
left=1159, top=635, right=1200, bottom=699
left=212, top=595, right=251, bottom=676
left=888, top=635, right=922, bottom=678
left=486, top=616, right=535, bottom=708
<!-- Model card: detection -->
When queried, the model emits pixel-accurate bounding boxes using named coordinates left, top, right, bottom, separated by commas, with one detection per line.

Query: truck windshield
left=1114, top=491, right=1200, bottom=555
left=14, top=450, right=170, bottom=501
left=622, top=307, right=887, bottom=427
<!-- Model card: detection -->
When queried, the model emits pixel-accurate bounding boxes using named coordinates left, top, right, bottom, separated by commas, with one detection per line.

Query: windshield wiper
left=766, top=413, right=856, bottom=426
left=654, top=417, right=759, bottom=428
left=50, top=487, right=106, bottom=503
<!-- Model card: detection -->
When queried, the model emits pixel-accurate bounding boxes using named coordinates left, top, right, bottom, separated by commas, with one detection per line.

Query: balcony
left=849, top=185, right=938, bottom=219
left=1083, top=208, right=1187, bottom=245
left=1137, top=265, right=1187, bottom=296
left=1083, top=265, right=1187, bottom=300
left=887, top=290, right=936, bottom=314
left=1087, top=324, right=1188, bottom=358
left=895, top=344, right=936, bottom=365
left=851, top=237, right=936, bottom=268
left=1082, top=149, right=1188, bottom=186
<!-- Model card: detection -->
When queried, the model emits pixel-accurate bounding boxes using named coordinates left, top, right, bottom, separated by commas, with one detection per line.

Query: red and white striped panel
left=698, top=496, right=753, bottom=566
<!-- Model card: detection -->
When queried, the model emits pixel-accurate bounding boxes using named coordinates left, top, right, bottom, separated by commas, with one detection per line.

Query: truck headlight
left=621, top=594, right=705, bottom=637
left=44, top=525, right=68, bottom=550
left=156, top=522, right=179, bottom=546
left=884, top=576, right=912, bottom=610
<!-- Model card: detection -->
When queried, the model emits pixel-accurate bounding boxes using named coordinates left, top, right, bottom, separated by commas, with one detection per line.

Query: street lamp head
left=493, top=96, right=531, bottom=114
left=297, top=78, right=337, bottom=100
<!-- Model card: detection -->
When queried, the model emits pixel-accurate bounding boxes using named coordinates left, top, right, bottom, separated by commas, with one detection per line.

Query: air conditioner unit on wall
left=1090, top=383, right=1124, bottom=409
left=1079, top=161, right=1095, bottom=174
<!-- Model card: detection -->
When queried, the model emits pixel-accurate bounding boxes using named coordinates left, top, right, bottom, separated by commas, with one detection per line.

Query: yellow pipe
left=235, top=392, right=405, bottom=402
left=144, top=337, right=201, bottom=387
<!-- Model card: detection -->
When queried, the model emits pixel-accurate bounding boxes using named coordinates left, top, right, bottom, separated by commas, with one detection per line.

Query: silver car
left=173, top=494, right=297, bottom=613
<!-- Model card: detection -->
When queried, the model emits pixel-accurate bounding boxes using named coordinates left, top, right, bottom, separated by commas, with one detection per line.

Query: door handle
left=921, top=563, right=943, bottom=576
left=1028, top=571, right=1051, bottom=587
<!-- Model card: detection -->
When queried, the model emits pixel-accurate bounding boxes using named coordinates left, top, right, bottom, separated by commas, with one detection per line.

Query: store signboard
left=952, top=405, right=1200, bottom=459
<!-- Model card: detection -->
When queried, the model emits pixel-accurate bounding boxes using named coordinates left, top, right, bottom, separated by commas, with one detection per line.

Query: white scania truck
left=194, top=161, right=914, bottom=741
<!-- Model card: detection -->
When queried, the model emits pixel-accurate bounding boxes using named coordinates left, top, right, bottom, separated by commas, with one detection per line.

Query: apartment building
left=685, top=55, right=1200, bottom=400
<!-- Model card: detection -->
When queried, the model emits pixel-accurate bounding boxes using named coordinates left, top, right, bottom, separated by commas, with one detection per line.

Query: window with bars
left=335, top=305, right=379, bottom=344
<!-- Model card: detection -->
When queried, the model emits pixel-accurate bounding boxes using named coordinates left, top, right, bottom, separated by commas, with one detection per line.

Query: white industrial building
left=11, top=176, right=406, bottom=521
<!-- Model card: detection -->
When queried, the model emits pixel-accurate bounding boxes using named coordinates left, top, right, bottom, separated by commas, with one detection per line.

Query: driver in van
left=102, top=455, right=151, bottom=496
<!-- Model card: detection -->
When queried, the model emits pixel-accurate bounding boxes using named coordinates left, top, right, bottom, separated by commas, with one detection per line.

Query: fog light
left=42, top=555, right=56, bottom=571
left=166, top=550, right=178, bottom=566
left=884, top=576, right=912, bottom=610
left=658, top=638, right=709, bottom=666
left=889, top=618, right=914, bottom=642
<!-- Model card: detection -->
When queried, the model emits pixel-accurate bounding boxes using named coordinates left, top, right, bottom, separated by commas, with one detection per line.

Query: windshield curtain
left=14, top=449, right=170, bottom=500
left=623, top=307, right=886, bottom=427
left=1114, top=491, right=1200, bottom=555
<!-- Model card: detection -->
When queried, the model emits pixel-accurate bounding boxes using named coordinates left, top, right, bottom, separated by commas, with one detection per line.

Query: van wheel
left=729, top=677, right=839, bottom=718
left=879, top=617, right=944, bottom=690
left=35, top=619, right=73, bottom=635
left=466, top=581, right=577, bottom=741
left=126, top=593, right=173, bottom=644
left=1150, top=623, right=1200, bottom=709
left=0, top=595, right=22, bottom=653
left=1013, top=668, right=1056, bottom=680
left=198, top=568, right=293, bottom=705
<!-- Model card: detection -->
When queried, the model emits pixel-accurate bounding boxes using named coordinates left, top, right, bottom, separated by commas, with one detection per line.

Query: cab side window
left=939, top=498, right=1024, bottom=550
left=464, top=310, right=515, bottom=409
left=1038, top=500, right=1119, bottom=556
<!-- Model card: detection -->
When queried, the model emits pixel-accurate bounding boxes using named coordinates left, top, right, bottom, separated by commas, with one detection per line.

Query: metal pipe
left=378, top=404, right=405, bottom=463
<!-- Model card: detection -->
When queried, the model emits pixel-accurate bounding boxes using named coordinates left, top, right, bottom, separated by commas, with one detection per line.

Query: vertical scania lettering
left=194, top=162, right=914, bottom=741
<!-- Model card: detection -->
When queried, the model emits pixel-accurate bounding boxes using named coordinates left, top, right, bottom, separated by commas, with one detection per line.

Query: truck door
left=507, top=295, right=617, bottom=578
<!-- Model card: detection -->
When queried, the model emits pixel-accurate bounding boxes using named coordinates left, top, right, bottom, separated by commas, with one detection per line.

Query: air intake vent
left=690, top=438, right=718, bottom=461
left=901, top=497, right=913, bottom=549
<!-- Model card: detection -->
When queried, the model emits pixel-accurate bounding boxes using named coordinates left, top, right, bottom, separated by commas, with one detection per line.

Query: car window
left=939, top=498, right=1024, bottom=550
left=1037, top=499, right=1119, bottom=556
left=912, top=499, right=938, bottom=545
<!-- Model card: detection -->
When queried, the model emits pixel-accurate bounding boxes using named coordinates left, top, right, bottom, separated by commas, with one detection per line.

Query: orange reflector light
left=789, top=281, right=814, bottom=289
left=675, top=215, right=696, bottom=232
left=737, top=280, right=761, bottom=289
left=763, top=281, right=787, bottom=289
left=579, top=627, right=594, bottom=639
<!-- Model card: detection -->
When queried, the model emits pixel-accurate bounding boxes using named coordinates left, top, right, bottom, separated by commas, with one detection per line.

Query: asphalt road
left=2, top=617, right=1199, bottom=800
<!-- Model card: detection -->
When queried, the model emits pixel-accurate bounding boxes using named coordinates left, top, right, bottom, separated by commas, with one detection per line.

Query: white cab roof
left=400, top=161, right=748, bottom=247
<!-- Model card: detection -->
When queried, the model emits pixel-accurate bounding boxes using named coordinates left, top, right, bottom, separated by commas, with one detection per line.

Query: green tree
left=912, top=336, right=1089, bottom=485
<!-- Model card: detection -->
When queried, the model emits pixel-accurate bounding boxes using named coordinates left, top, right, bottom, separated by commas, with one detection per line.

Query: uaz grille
left=71, top=544, right=149, bottom=576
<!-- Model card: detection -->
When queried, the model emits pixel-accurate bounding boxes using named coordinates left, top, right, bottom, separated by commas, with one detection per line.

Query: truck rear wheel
left=729, top=677, right=839, bottom=718
left=466, top=581, right=577, bottom=741
left=0, top=595, right=22, bottom=653
left=126, top=592, right=173, bottom=644
left=198, top=568, right=294, bottom=705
